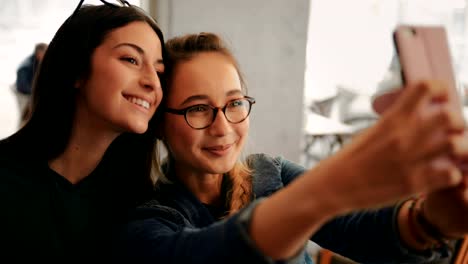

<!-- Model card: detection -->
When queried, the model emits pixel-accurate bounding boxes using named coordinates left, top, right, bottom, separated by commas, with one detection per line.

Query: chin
left=206, top=161, right=237, bottom=174
left=125, top=122, right=149, bottom=134
left=207, top=168, right=231, bottom=175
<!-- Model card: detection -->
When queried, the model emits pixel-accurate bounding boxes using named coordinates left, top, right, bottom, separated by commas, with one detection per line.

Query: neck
left=176, top=166, right=224, bottom=206
left=49, top=107, right=120, bottom=184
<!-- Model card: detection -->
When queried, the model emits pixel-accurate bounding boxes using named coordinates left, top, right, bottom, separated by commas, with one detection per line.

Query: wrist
left=417, top=197, right=460, bottom=242
left=398, top=198, right=433, bottom=251
left=399, top=196, right=458, bottom=251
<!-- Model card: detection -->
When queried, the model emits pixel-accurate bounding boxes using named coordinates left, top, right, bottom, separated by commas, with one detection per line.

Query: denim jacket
left=115, top=154, right=449, bottom=264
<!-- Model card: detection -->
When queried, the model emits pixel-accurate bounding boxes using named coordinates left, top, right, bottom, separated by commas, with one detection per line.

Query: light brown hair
left=154, top=32, right=253, bottom=215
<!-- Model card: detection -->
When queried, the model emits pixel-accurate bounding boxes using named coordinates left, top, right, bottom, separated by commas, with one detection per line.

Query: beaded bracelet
left=405, top=200, right=435, bottom=249
left=408, top=196, right=455, bottom=251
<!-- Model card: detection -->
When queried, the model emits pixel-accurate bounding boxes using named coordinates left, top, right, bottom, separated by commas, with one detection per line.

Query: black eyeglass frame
left=165, top=96, right=256, bottom=130
left=72, top=0, right=131, bottom=18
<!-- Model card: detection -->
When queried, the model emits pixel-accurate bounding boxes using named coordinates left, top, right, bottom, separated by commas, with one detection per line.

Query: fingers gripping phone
left=393, top=25, right=462, bottom=111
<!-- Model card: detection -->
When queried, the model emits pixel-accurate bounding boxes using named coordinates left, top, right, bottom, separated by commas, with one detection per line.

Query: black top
left=0, top=137, right=151, bottom=262
left=201, top=174, right=231, bottom=220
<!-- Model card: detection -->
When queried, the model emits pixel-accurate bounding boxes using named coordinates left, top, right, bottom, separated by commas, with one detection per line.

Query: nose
left=208, top=109, right=232, bottom=136
left=139, top=65, right=161, bottom=91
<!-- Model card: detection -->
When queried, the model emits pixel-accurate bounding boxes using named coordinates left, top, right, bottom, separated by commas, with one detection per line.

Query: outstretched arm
left=118, top=202, right=306, bottom=264
left=250, top=80, right=467, bottom=261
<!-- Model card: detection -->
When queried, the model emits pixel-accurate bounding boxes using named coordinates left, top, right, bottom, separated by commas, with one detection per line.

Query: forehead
left=102, top=21, right=162, bottom=55
left=169, top=52, right=242, bottom=102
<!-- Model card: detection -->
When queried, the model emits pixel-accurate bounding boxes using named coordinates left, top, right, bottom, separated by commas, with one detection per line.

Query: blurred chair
left=302, top=111, right=353, bottom=168
left=334, top=85, right=378, bottom=134
left=304, top=85, right=378, bottom=167
left=310, top=95, right=337, bottom=118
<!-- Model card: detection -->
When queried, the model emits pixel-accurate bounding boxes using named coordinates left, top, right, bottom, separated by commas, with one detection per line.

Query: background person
left=13, top=42, right=48, bottom=126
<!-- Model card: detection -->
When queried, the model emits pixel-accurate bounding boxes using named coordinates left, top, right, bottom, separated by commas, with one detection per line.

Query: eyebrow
left=180, top=89, right=244, bottom=106
left=113, top=42, right=164, bottom=65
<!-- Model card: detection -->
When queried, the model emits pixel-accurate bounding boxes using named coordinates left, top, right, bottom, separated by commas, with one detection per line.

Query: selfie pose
left=0, top=1, right=165, bottom=260
left=117, top=33, right=468, bottom=263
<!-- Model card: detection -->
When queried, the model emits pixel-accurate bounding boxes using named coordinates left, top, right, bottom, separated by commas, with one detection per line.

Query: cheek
left=82, top=81, right=120, bottom=116
left=164, top=119, right=198, bottom=154
left=236, top=120, right=249, bottom=145
left=83, top=70, right=121, bottom=101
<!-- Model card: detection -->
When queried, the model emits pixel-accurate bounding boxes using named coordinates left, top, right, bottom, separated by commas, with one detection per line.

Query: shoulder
left=247, top=153, right=282, bottom=167
left=0, top=131, right=36, bottom=163
left=0, top=137, right=21, bottom=165
left=246, top=154, right=285, bottom=196
left=247, top=153, right=294, bottom=172
left=247, top=154, right=306, bottom=193
left=0, top=135, right=46, bottom=184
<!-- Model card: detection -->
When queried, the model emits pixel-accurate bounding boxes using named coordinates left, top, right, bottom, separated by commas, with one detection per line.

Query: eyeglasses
left=165, top=96, right=256, bottom=130
left=72, top=0, right=131, bottom=18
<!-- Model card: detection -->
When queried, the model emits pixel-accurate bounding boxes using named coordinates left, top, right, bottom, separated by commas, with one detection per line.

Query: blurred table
left=303, top=113, right=354, bottom=167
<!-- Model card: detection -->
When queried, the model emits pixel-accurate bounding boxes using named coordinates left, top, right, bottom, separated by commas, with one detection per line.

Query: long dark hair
left=2, top=4, right=165, bottom=197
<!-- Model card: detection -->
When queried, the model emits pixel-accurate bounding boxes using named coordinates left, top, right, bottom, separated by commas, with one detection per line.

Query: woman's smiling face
left=163, top=52, right=250, bottom=176
left=76, top=21, right=164, bottom=134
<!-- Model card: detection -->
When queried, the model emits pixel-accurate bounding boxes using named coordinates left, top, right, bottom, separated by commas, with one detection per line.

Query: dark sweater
left=0, top=137, right=150, bottom=262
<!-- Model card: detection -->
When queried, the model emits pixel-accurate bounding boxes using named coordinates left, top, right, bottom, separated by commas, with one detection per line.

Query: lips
left=203, top=143, right=234, bottom=156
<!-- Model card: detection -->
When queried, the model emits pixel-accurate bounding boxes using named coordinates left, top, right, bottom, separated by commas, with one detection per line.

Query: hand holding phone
left=372, top=25, right=462, bottom=114
left=393, top=25, right=462, bottom=112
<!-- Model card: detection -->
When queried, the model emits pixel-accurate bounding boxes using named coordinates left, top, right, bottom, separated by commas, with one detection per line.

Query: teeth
left=128, top=96, right=150, bottom=109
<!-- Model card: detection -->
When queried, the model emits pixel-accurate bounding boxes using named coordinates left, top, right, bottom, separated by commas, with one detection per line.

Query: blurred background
left=1, top=0, right=468, bottom=170
left=0, top=0, right=468, bottom=166
left=2, top=1, right=468, bottom=263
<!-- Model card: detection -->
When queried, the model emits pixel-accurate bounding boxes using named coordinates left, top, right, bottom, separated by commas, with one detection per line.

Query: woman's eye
left=121, top=57, right=138, bottom=65
left=188, top=105, right=209, bottom=113
left=229, top=100, right=244, bottom=107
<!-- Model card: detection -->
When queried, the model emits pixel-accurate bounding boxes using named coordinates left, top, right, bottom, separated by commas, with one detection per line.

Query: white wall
left=153, top=0, right=310, bottom=162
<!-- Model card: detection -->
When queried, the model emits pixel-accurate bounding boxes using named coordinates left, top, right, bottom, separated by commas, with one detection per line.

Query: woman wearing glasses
left=0, top=1, right=165, bottom=260
left=118, top=32, right=468, bottom=263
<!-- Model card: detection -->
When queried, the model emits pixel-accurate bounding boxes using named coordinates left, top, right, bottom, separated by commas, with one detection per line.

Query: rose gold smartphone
left=393, top=25, right=462, bottom=111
